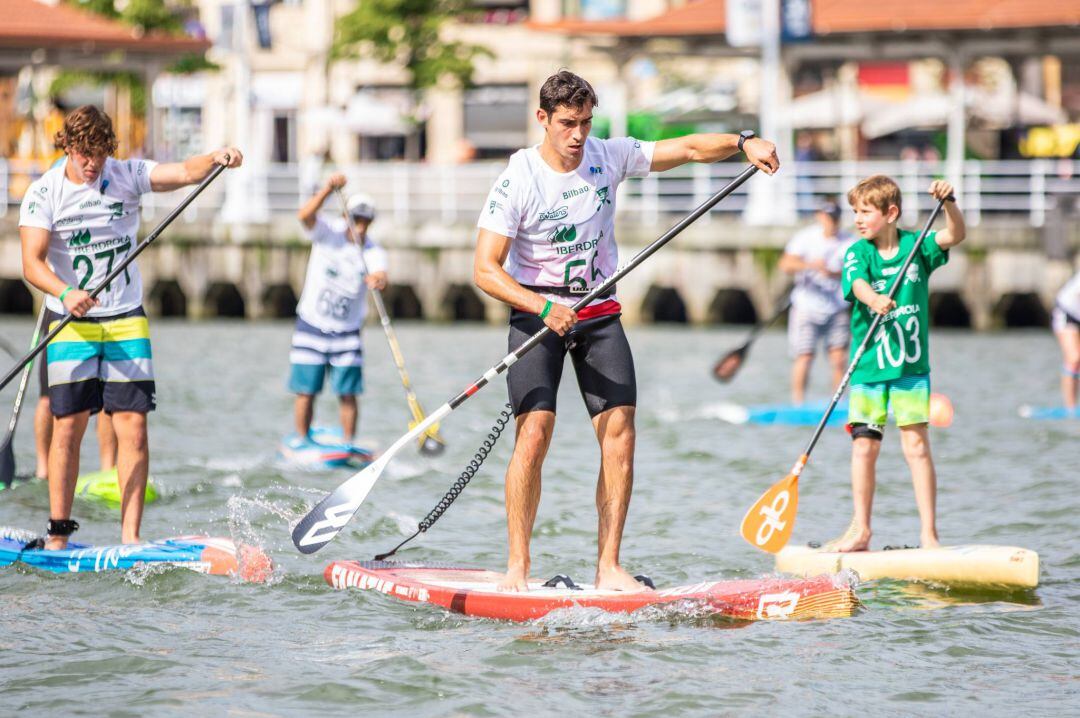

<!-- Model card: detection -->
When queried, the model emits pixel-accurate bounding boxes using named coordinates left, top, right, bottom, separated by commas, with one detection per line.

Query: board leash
left=375, top=404, right=513, bottom=560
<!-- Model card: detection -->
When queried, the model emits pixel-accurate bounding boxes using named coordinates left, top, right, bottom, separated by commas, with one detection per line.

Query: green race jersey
left=841, top=229, right=949, bottom=384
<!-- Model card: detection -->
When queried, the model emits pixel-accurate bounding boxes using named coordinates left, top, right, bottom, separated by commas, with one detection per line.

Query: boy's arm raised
left=929, top=180, right=966, bottom=249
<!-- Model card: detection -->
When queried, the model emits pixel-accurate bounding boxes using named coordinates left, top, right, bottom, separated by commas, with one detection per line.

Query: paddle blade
left=0, top=434, right=14, bottom=489
left=929, top=392, right=954, bottom=428
left=291, top=461, right=384, bottom=554
left=712, top=346, right=747, bottom=382
left=740, top=461, right=803, bottom=554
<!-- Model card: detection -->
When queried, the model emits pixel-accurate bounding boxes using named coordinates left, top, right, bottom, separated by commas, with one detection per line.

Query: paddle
left=711, top=296, right=792, bottom=382
left=0, top=161, right=229, bottom=392
left=0, top=303, right=48, bottom=488
left=291, top=164, right=761, bottom=553
left=334, top=188, right=446, bottom=455
left=740, top=195, right=953, bottom=554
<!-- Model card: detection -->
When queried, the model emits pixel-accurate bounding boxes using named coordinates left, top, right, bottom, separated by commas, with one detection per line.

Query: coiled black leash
left=375, top=404, right=514, bottom=560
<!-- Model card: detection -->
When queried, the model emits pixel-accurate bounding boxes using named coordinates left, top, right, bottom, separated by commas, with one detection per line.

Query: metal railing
left=3, top=158, right=1077, bottom=228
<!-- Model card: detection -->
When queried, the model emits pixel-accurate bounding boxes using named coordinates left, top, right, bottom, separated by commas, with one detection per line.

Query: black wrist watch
left=738, top=130, right=755, bottom=152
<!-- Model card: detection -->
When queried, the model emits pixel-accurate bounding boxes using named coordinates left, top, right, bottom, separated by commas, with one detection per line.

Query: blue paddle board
left=1019, top=405, right=1080, bottom=420
left=278, top=426, right=374, bottom=469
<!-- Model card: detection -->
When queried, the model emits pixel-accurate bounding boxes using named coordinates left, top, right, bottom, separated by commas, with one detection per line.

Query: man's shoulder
left=26, top=164, right=64, bottom=197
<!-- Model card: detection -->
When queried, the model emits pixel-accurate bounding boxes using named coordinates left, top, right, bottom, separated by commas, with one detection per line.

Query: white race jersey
left=784, top=224, right=856, bottom=318
left=477, top=136, right=654, bottom=309
left=296, top=217, right=388, bottom=334
left=19, top=156, right=157, bottom=317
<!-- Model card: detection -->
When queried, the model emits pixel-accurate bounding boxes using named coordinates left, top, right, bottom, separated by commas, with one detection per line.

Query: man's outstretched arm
left=650, top=133, right=779, bottom=174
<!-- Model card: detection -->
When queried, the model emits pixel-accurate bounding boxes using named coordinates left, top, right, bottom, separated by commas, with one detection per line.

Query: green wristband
left=58, top=286, right=74, bottom=303
left=538, top=299, right=553, bottom=320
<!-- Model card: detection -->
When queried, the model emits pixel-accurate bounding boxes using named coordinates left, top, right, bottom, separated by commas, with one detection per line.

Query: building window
left=464, top=84, right=528, bottom=159
left=272, top=111, right=296, bottom=163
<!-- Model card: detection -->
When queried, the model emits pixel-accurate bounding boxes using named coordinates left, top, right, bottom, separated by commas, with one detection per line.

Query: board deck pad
left=0, top=527, right=272, bottom=582
left=776, top=544, right=1039, bottom=589
left=325, top=560, right=860, bottom=622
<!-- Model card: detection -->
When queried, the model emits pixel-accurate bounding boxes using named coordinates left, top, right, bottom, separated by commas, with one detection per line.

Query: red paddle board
left=325, top=560, right=859, bottom=622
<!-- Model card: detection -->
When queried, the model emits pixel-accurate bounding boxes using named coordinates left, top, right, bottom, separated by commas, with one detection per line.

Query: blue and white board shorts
left=788, top=305, right=850, bottom=357
left=45, top=306, right=156, bottom=417
left=287, top=317, right=364, bottom=396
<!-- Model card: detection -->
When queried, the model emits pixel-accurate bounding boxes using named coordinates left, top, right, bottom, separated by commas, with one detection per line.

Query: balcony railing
left=3, top=159, right=1077, bottom=229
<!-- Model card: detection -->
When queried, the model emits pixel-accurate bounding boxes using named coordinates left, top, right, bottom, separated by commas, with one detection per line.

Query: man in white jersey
left=778, top=197, right=855, bottom=404
left=474, top=71, right=780, bottom=591
left=19, top=105, right=242, bottom=549
left=289, top=173, right=388, bottom=447
left=1051, top=269, right=1080, bottom=410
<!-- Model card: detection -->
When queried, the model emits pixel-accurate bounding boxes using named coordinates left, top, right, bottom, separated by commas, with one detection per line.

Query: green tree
left=333, top=0, right=493, bottom=90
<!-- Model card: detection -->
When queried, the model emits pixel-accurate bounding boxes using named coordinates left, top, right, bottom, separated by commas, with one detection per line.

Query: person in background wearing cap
left=778, top=196, right=855, bottom=404
left=289, top=173, right=388, bottom=450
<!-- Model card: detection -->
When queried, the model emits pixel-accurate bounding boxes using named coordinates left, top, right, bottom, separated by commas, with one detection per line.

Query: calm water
left=0, top=319, right=1076, bottom=716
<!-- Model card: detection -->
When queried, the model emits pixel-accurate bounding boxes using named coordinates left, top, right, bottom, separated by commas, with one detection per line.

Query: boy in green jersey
left=830, top=175, right=966, bottom=552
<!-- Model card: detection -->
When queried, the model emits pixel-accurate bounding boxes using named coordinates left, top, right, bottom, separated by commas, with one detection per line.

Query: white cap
left=346, top=193, right=376, bottom=221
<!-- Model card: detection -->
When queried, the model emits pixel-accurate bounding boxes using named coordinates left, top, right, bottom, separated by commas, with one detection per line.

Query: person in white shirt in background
left=1051, top=270, right=1080, bottom=411
left=778, top=197, right=856, bottom=405
left=290, top=173, right=388, bottom=448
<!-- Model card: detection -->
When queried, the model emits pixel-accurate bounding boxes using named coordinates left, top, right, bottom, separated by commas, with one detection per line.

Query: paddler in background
left=288, top=173, right=388, bottom=450
left=829, top=176, right=966, bottom=552
left=474, top=70, right=780, bottom=591
left=778, top=196, right=855, bottom=404
left=19, top=104, right=243, bottom=549
left=1051, top=269, right=1080, bottom=412
left=35, top=376, right=117, bottom=479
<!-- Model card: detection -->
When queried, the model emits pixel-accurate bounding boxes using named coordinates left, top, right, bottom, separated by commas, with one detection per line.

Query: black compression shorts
left=506, top=309, right=636, bottom=418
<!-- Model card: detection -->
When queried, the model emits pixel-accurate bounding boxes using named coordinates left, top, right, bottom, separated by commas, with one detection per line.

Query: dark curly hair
left=54, top=105, right=117, bottom=157
left=539, top=70, right=598, bottom=116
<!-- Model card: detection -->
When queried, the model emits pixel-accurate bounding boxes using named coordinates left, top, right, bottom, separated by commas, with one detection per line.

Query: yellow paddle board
left=75, top=468, right=160, bottom=507
left=776, top=544, right=1039, bottom=589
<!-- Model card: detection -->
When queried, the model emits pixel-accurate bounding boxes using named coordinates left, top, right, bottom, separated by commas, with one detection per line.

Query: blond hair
left=847, top=174, right=902, bottom=217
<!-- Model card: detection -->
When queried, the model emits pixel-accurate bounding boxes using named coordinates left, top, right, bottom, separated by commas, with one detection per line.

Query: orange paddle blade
left=740, top=458, right=804, bottom=553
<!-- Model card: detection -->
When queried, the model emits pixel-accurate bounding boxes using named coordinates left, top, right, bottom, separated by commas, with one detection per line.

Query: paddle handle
left=801, top=196, right=952, bottom=459
left=0, top=163, right=228, bottom=391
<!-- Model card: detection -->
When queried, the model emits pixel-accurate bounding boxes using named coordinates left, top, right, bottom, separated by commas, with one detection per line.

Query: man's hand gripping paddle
left=334, top=188, right=446, bottom=455
left=740, top=195, right=953, bottom=553
left=292, top=165, right=761, bottom=554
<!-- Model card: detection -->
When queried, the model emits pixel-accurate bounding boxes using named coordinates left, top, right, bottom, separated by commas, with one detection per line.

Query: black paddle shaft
left=0, top=163, right=228, bottom=391
left=801, top=195, right=953, bottom=458
left=446, top=164, right=760, bottom=410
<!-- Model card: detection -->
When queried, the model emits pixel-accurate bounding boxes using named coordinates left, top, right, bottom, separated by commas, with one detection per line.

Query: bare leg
left=827, top=346, right=848, bottom=392
left=97, top=411, right=117, bottom=471
left=830, top=436, right=879, bottom=552
left=899, top=423, right=939, bottom=548
left=45, top=411, right=90, bottom=550
left=499, top=411, right=554, bottom=592
left=294, top=394, right=314, bottom=438
left=1055, top=327, right=1080, bottom=410
left=34, top=396, right=52, bottom=479
left=592, top=406, right=647, bottom=592
left=790, top=354, right=813, bottom=405
left=339, top=394, right=358, bottom=442
left=111, top=411, right=149, bottom=544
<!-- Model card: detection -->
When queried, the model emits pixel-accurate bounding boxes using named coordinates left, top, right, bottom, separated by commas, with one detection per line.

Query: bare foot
left=596, top=564, right=651, bottom=592
left=825, top=524, right=871, bottom=553
left=43, top=536, right=68, bottom=551
left=121, top=535, right=142, bottom=545
left=498, top=564, right=529, bottom=592
left=920, top=533, right=941, bottom=549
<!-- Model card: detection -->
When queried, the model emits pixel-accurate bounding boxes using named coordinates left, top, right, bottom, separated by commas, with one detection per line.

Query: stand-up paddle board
left=0, top=526, right=272, bottom=582
left=1019, top=405, right=1079, bottom=420
left=325, top=560, right=860, bottom=622
left=278, top=426, right=374, bottom=469
left=776, top=544, right=1039, bottom=589
left=712, top=393, right=954, bottom=427
left=75, top=468, right=160, bottom=506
